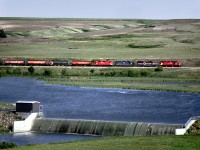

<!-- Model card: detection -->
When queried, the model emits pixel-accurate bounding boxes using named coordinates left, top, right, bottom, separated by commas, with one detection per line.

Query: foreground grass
left=10, top=135, right=200, bottom=150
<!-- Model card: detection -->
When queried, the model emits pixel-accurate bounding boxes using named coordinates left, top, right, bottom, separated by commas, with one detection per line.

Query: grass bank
left=46, top=77, right=200, bottom=93
left=10, top=135, right=200, bottom=150
left=0, top=66, right=200, bottom=93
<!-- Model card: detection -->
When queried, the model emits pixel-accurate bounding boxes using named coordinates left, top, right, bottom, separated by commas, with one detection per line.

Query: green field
left=8, top=135, right=200, bottom=150
left=0, top=18, right=200, bottom=61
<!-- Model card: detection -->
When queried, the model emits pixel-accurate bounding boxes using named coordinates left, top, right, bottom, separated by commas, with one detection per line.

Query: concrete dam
left=31, top=118, right=183, bottom=136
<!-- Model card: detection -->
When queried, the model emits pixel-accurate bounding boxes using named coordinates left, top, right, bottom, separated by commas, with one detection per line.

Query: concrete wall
left=31, top=118, right=183, bottom=136
left=175, top=119, right=197, bottom=135
left=13, top=113, right=38, bottom=133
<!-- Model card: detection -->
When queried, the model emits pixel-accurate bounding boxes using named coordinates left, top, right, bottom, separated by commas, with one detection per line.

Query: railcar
left=3, top=60, right=25, bottom=65
left=93, top=60, right=113, bottom=66
left=114, top=61, right=135, bottom=67
left=137, top=61, right=159, bottom=67
left=27, top=60, right=48, bottom=66
left=49, top=60, right=68, bottom=66
left=71, top=61, right=91, bottom=66
left=160, top=61, right=181, bottom=67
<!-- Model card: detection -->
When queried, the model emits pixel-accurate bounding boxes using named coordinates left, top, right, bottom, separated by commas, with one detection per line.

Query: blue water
left=0, top=132, right=100, bottom=146
left=0, top=77, right=199, bottom=124
left=0, top=77, right=200, bottom=145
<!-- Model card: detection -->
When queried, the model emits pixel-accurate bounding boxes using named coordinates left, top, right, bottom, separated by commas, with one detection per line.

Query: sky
left=0, top=0, right=200, bottom=19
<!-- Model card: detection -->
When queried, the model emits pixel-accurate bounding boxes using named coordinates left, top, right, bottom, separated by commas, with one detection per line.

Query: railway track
left=0, top=66, right=199, bottom=69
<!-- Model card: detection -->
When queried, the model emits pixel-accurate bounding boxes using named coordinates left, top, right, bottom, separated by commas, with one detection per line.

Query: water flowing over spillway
left=31, top=118, right=183, bottom=136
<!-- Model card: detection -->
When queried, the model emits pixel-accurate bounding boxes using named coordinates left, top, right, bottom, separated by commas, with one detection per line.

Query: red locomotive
left=160, top=61, right=181, bottom=67
left=93, top=60, right=113, bottom=66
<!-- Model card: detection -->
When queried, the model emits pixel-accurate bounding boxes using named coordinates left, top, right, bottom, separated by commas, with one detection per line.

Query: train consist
left=0, top=59, right=181, bottom=67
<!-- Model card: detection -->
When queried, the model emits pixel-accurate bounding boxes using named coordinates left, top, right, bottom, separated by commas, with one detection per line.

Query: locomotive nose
left=49, top=61, right=54, bottom=66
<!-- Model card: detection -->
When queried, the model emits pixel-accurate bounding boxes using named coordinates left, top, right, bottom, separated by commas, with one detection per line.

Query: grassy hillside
left=0, top=18, right=200, bottom=60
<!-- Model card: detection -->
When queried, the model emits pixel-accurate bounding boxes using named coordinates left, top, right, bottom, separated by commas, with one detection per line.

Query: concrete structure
left=13, top=113, right=38, bottom=133
left=175, top=116, right=200, bottom=135
left=16, top=101, right=41, bottom=113
left=13, top=100, right=43, bottom=133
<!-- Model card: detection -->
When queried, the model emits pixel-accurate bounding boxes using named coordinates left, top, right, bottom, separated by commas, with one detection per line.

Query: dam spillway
left=31, top=118, right=183, bottom=136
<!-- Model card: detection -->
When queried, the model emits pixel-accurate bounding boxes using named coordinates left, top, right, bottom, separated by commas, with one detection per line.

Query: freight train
left=0, top=59, right=181, bottom=67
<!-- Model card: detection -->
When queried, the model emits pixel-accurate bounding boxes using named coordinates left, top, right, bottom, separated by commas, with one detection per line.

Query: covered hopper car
left=71, top=61, right=91, bottom=66
left=3, top=60, right=25, bottom=65
left=27, top=60, right=48, bottom=66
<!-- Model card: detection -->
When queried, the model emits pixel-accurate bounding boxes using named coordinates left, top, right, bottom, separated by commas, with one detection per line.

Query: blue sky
left=0, top=0, right=200, bottom=19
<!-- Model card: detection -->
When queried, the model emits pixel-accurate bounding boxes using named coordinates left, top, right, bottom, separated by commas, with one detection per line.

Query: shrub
left=155, top=66, right=163, bottom=72
left=127, top=43, right=162, bottom=49
left=0, top=29, right=7, bottom=38
left=90, top=69, right=95, bottom=74
left=6, top=69, right=12, bottom=75
left=0, top=142, right=17, bottom=149
left=127, top=70, right=139, bottom=77
left=61, top=69, right=68, bottom=76
left=43, top=69, right=52, bottom=76
left=28, top=66, right=35, bottom=74
left=100, top=72, right=104, bottom=76
left=140, top=70, right=152, bottom=77
left=110, top=71, right=116, bottom=76
left=13, top=68, right=21, bottom=75
left=105, top=72, right=110, bottom=76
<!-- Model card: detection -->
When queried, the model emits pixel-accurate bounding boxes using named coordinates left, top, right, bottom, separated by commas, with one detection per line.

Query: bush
left=127, top=43, right=162, bottom=49
left=61, top=69, right=68, bottom=76
left=5, top=69, right=12, bottom=75
left=140, top=70, right=152, bottom=77
left=100, top=72, right=104, bottom=76
left=43, top=69, right=52, bottom=76
left=90, top=69, right=95, bottom=74
left=155, top=66, right=163, bottom=72
left=0, top=142, right=17, bottom=149
left=110, top=71, right=116, bottom=76
left=127, top=70, right=139, bottom=77
left=13, top=68, right=21, bottom=75
left=28, top=66, right=35, bottom=74
left=0, top=29, right=7, bottom=38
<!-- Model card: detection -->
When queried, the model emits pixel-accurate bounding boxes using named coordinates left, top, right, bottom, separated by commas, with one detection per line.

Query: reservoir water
left=0, top=77, right=200, bottom=145
left=0, top=132, right=100, bottom=146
